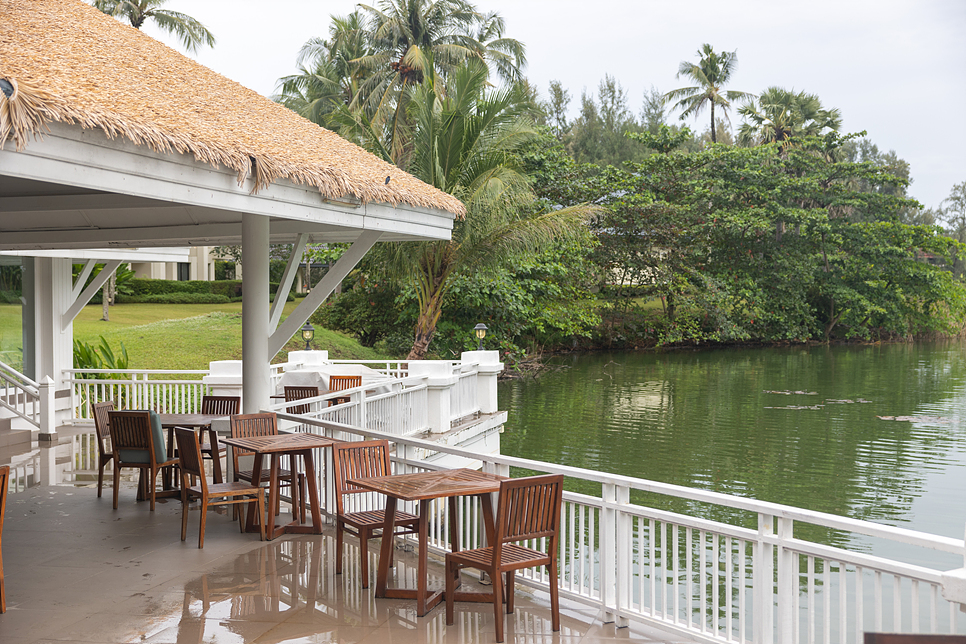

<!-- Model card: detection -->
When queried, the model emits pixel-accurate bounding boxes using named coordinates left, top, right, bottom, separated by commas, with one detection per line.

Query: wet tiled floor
left=1, top=437, right=692, bottom=644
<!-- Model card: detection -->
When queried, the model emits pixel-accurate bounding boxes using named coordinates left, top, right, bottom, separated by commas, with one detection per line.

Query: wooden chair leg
left=112, top=462, right=120, bottom=509
left=493, top=565, right=505, bottom=643
left=181, top=486, right=189, bottom=542
left=335, top=520, right=344, bottom=575
left=506, top=571, right=515, bottom=614
left=149, top=466, right=157, bottom=511
left=359, top=527, right=370, bottom=589
left=445, top=558, right=457, bottom=625
left=97, top=457, right=105, bottom=498
left=198, top=497, right=208, bottom=548
left=1, top=550, right=5, bottom=613
left=548, top=561, right=560, bottom=631
left=256, top=492, right=266, bottom=541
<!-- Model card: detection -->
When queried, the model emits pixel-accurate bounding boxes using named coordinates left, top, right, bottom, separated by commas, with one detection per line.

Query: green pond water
left=498, top=342, right=966, bottom=542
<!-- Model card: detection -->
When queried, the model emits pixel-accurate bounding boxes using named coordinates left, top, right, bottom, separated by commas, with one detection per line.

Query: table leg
left=245, top=452, right=264, bottom=534
left=374, top=495, right=397, bottom=597
left=301, top=450, right=322, bottom=532
left=480, top=492, right=496, bottom=544
left=416, top=498, right=430, bottom=616
left=267, top=453, right=281, bottom=539
left=448, top=497, right=461, bottom=589
left=206, top=428, right=223, bottom=484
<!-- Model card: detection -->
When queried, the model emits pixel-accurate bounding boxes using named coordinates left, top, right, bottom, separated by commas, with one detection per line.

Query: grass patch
left=1, top=301, right=392, bottom=371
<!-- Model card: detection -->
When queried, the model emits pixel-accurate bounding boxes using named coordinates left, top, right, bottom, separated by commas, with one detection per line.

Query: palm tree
left=348, top=0, right=526, bottom=164
left=341, top=60, right=595, bottom=359
left=275, top=12, right=374, bottom=126
left=664, top=44, right=752, bottom=144
left=92, top=0, right=215, bottom=53
left=737, top=87, right=842, bottom=147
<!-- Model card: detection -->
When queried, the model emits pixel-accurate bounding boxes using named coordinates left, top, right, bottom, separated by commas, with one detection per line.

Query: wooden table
left=349, top=468, right=506, bottom=616
left=220, top=433, right=340, bottom=540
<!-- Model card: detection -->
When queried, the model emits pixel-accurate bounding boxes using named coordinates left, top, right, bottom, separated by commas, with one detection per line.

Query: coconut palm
left=340, top=59, right=595, bottom=359
left=737, top=87, right=842, bottom=147
left=349, top=0, right=526, bottom=164
left=664, top=44, right=752, bottom=144
left=275, top=12, right=374, bottom=126
left=92, top=0, right=215, bottom=53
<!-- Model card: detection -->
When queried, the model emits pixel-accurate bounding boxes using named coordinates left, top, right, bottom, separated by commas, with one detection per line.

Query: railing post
left=615, top=484, right=630, bottom=627
left=38, top=376, right=57, bottom=441
left=602, top=483, right=618, bottom=623
left=755, top=513, right=775, bottom=644
left=461, top=350, right=503, bottom=413
left=777, top=517, right=795, bottom=644
left=407, top=361, right=456, bottom=433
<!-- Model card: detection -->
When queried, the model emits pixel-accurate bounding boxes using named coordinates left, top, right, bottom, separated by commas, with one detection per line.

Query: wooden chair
left=228, top=413, right=303, bottom=519
left=445, top=474, right=564, bottom=643
left=284, top=386, right=319, bottom=415
left=108, top=410, right=180, bottom=511
left=0, top=464, right=9, bottom=612
left=91, top=400, right=115, bottom=498
left=328, top=375, right=362, bottom=406
left=331, top=439, right=418, bottom=588
left=198, top=395, right=239, bottom=482
left=175, top=427, right=265, bottom=548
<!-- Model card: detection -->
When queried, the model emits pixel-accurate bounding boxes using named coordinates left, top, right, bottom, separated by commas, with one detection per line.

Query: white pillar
left=21, top=257, right=35, bottom=380
left=461, top=350, right=503, bottom=413
left=242, top=213, right=271, bottom=413
left=408, top=361, right=457, bottom=434
left=34, top=257, right=73, bottom=435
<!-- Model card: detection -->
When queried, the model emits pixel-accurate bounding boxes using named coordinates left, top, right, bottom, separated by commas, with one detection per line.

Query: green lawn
left=0, top=301, right=389, bottom=371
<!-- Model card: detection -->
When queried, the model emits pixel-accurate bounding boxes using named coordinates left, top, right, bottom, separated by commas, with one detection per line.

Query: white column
left=34, top=257, right=74, bottom=437
left=21, top=257, right=35, bottom=380
left=461, top=350, right=503, bottom=413
left=408, top=361, right=457, bottom=433
left=242, top=213, right=271, bottom=413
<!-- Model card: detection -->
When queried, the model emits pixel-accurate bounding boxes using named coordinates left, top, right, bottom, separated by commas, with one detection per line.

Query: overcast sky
left=142, top=0, right=965, bottom=210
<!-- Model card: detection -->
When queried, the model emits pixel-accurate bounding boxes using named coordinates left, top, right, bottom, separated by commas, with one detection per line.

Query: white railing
left=66, top=369, right=210, bottom=420
left=278, top=412, right=966, bottom=643
left=268, top=377, right=429, bottom=437
left=450, top=362, right=481, bottom=424
left=0, top=359, right=40, bottom=428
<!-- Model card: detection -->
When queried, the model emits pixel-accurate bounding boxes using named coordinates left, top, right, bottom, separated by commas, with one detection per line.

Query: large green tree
left=664, top=44, right=752, bottom=144
left=91, top=0, right=215, bottom=53
left=340, top=60, right=596, bottom=359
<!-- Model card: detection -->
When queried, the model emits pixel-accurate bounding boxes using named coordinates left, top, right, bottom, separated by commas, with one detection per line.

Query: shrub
left=117, top=293, right=231, bottom=304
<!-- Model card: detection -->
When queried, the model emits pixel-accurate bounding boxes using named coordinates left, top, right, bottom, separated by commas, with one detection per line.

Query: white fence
left=0, top=359, right=40, bottom=428
left=68, top=357, right=485, bottom=433
left=66, top=369, right=211, bottom=420
left=280, top=412, right=966, bottom=644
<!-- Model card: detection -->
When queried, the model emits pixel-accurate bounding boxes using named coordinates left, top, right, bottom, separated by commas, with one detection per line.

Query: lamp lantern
left=300, top=322, right=315, bottom=351
left=473, top=323, right=488, bottom=351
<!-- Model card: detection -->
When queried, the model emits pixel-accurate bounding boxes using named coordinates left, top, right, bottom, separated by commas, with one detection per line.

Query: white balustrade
left=0, top=359, right=41, bottom=428
left=280, top=412, right=966, bottom=644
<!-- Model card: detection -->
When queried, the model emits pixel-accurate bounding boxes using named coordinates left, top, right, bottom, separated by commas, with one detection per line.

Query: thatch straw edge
left=0, top=76, right=466, bottom=217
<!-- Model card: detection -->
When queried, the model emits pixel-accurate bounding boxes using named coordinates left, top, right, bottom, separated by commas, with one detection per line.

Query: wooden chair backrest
left=331, top=439, right=392, bottom=515
left=91, top=401, right=115, bottom=454
left=229, top=413, right=278, bottom=458
left=284, top=386, right=319, bottom=415
left=495, top=474, right=564, bottom=547
left=201, top=395, right=240, bottom=416
left=329, top=375, right=362, bottom=392
left=108, top=411, right=156, bottom=460
left=175, top=427, right=208, bottom=494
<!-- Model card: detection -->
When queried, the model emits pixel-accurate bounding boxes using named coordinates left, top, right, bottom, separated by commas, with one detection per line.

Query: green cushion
left=118, top=411, right=167, bottom=464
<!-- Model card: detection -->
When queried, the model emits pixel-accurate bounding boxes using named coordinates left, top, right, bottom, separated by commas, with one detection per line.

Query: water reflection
left=499, top=343, right=966, bottom=541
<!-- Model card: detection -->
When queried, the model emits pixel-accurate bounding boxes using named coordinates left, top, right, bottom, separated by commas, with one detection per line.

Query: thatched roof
left=0, top=0, right=465, bottom=217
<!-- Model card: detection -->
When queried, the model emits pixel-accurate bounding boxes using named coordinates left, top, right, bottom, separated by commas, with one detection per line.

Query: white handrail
left=0, top=359, right=40, bottom=428
left=277, top=412, right=966, bottom=643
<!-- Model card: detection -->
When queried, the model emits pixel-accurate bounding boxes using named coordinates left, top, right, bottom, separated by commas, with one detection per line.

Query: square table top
left=220, top=433, right=341, bottom=454
left=348, top=468, right=506, bottom=502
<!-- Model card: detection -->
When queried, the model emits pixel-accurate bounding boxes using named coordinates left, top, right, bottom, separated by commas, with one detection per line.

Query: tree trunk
left=407, top=294, right=444, bottom=360
left=101, top=283, right=109, bottom=321
left=710, top=101, right=716, bottom=144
